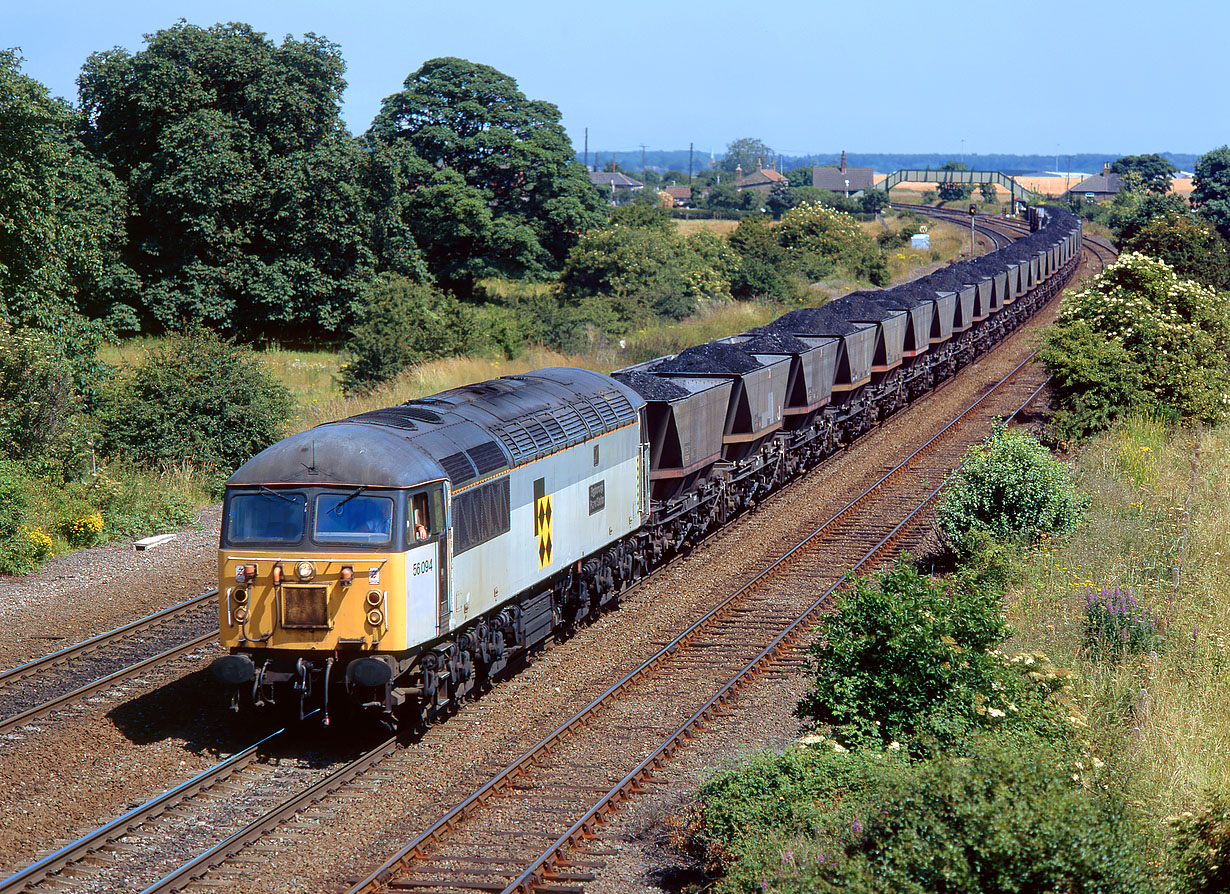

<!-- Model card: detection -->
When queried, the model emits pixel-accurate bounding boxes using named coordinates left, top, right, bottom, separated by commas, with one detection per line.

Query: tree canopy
left=0, top=50, right=126, bottom=332
left=365, top=57, right=604, bottom=292
left=721, top=137, right=774, bottom=174
left=1192, top=146, right=1230, bottom=239
left=78, top=22, right=374, bottom=334
left=937, top=160, right=972, bottom=203
left=1111, top=153, right=1178, bottom=194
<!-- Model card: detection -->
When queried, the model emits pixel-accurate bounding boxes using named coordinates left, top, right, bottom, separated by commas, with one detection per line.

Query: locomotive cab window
left=313, top=492, right=394, bottom=545
left=408, top=487, right=445, bottom=545
left=226, top=491, right=307, bottom=544
left=411, top=493, right=431, bottom=542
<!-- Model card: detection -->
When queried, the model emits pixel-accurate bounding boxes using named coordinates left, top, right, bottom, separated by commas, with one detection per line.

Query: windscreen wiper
left=332, top=486, right=367, bottom=513
left=259, top=485, right=298, bottom=504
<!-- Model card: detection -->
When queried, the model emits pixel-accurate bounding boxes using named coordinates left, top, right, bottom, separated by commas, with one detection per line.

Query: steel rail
left=500, top=375, right=1053, bottom=894
left=0, top=726, right=286, bottom=893
left=138, top=735, right=399, bottom=894
left=0, top=630, right=216, bottom=734
left=0, top=590, right=216, bottom=687
left=345, top=342, right=1057, bottom=894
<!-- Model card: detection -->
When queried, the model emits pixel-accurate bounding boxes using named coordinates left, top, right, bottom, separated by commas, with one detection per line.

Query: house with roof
left=660, top=185, right=692, bottom=208
left=1065, top=163, right=1122, bottom=203
left=812, top=152, right=875, bottom=196
left=589, top=171, right=644, bottom=203
left=736, top=158, right=788, bottom=196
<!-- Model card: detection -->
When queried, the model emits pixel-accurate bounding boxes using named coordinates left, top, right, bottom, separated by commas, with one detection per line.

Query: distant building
left=660, top=185, right=692, bottom=207
left=1065, top=163, right=1122, bottom=203
left=589, top=171, right=644, bottom=204
left=736, top=157, right=788, bottom=195
left=812, top=151, right=875, bottom=196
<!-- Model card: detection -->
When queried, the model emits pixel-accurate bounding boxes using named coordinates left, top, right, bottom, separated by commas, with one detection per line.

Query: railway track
left=0, top=218, right=1102, bottom=894
left=0, top=593, right=218, bottom=736
left=340, top=348, right=1060, bottom=894
left=40, top=345, right=1048, bottom=894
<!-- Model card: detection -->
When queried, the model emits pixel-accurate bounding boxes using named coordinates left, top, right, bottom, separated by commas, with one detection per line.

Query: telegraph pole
left=640, top=144, right=647, bottom=183
left=688, top=142, right=694, bottom=184
left=584, top=127, right=588, bottom=170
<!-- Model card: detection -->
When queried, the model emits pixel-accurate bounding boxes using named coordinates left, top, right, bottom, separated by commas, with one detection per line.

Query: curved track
left=126, top=245, right=1087, bottom=894
left=342, top=352, right=1059, bottom=894
left=1, top=216, right=1112, bottom=894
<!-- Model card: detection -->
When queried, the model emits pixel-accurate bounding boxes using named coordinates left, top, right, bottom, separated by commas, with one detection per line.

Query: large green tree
left=1119, top=212, right=1230, bottom=290
left=78, top=22, right=374, bottom=333
left=720, top=136, right=774, bottom=174
left=364, top=57, right=604, bottom=291
left=1192, top=146, right=1230, bottom=239
left=0, top=50, right=127, bottom=331
left=1111, top=153, right=1178, bottom=194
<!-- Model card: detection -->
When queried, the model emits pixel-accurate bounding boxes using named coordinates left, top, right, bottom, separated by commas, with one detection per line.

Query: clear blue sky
left=5, top=0, right=1224, bottom=158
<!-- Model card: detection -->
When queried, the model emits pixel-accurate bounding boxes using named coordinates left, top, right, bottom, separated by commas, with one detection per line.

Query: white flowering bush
left=1043, top=252, right=1230, bottom=438
left=777, top=202, right=890, bottom=285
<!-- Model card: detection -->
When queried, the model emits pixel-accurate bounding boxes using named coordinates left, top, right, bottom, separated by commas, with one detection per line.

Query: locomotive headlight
left=233, top=588, right=248, bottom=605
left=340, top=566, right=354, bottom=587
left=271, top=563, right=283, bottom=585
left=366, top=590, right=382, bottom=607
left=367, top=608, right=384, bottom=627
left=296, top=561, right=316, bottom=582
left=235, top=606, right=248, bottom=622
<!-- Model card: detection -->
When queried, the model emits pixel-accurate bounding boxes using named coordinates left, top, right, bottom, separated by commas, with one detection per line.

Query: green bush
left=99, top=328, right=292, bottom=481
left=828, top=739, right=1149, bottom=894
left=1119, top=213, right=1230, bottom=290
left=1043, top=252, right=1230, bottom=437
left=693, top=738, right=1150, bottom=894
left=1169, top=794, right=1230, bottom=894
left=938, top=426, right=1087, bottom=550
left=1039, top=318, right=1147, bottom=442
left=694, top=746, right=910, bottom=886
left=777, top=202, right=889, bottom=285
left=0, top=322, right=91, bottom=481
left=341, top=274, right=477, bottom=393
left=795, top=560, right=1031, bottom=752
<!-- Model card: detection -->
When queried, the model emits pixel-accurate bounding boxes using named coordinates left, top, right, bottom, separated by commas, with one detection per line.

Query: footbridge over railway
left=877, top=169, right=1040, bottom=205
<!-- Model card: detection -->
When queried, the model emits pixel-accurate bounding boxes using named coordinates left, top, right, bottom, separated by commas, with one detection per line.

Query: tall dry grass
left=1002, top=414, right=1230, bottom=833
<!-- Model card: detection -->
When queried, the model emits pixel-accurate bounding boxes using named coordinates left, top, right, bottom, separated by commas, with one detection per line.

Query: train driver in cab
left=412, top=494, right=430, bottom=542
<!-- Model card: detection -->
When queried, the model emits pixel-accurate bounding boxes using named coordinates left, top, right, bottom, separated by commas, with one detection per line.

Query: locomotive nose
left=211, top=653, right=256, bottom=685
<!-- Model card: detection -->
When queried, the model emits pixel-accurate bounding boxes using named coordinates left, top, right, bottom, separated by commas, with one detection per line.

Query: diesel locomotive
left=210, top=208, right=1082, bottom=729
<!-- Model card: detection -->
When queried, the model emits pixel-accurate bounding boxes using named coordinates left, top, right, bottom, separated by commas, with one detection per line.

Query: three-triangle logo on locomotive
left=536, top=494, right=553, bottom=569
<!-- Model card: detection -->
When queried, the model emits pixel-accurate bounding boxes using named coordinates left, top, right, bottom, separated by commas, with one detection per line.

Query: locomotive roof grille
left=467, top=440, right=508, bottom=476
left=399, top=405, right=445, bottom=424
left=439, top=451, right=478, bottom=485
left=557, top=405, right=591, bottom=441
left=490, top=389, right=636, bottom=466
left=343, top=407, right=420, bottom=431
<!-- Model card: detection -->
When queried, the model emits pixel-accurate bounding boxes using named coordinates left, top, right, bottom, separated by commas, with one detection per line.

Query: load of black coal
left=764, top=306, right=869, bottom=337
left=878, top=281, right=940, bottom=307
left=925, top=265, right=980, bottom=290
left=737, top=332, right=811, bottom=354
left=612, top=370, right=690, bottom=401
left=654, top=341, right=763, bottom=375
left=832, top=293, right=908, bottom=322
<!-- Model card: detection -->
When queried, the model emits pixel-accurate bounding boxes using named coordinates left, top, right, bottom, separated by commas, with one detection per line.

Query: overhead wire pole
left=640, top=144, right=647, bottom=184
left=688, top=143, right=693, bottom=184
